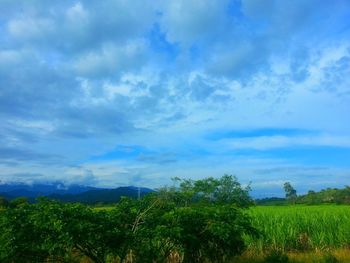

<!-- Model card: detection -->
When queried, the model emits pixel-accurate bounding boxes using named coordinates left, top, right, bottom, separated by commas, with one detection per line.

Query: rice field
left=245, top=205, right=350, bottom=252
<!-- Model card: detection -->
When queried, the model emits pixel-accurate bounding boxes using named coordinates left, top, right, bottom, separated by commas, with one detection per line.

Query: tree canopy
left=0, top=175, right=258, bottom=263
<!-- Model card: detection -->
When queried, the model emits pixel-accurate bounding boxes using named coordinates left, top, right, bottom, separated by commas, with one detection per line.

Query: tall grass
left=245, top=205, right=350, bottom=252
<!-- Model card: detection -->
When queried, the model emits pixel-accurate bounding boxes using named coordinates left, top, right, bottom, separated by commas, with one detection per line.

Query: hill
left=49, top=187, right=153, bottom=204
left=0, top=182, right=153, bottom=204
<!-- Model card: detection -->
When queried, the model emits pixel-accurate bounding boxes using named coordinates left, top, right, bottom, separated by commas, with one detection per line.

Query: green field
left=247, top=205, right=350, bottom=251
left=236, top=205, right=350, bottom=262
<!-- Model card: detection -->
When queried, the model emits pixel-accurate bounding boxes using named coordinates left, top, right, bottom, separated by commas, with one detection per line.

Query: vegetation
left=245, top=205, right=350, bottom=252
left=283, top=182, right=297, bottom=204
left=1, top=177, right=350, bottom=262
left=298, top=187, right=350, bottom=205
left=257, top=183, right=350, bottom=206
left=0, top=175, right=258, bottom=263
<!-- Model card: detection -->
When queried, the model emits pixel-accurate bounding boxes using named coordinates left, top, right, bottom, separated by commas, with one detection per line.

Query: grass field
left=237, top=205, right=350, bottom=262
left=246, top=205, right=350, bottom=251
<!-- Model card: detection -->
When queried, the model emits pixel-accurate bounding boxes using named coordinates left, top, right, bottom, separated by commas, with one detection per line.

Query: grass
left=246, top=205, right=350, bottom=251
left=238, top=205, right=350, bottom=262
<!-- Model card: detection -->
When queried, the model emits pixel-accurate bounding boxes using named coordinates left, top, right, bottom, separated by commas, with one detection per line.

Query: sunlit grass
left=245, top=205, right=350, bottom=251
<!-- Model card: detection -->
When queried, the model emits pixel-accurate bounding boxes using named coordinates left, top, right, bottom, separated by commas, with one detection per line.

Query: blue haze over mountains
left=0, top=182, right=153, bottom=203
left=0, top=182, right=99, bottom=197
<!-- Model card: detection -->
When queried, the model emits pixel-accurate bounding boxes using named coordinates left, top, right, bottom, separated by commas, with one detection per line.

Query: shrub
left=158, top=205, right=258, bottom=263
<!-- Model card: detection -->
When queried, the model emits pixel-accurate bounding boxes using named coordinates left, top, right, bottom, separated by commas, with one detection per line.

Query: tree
left=283, top=182, right=297, bottom=204
left=9, top=196, right=28, bottom=207
left=0, top=198, right=126, bottom=263
left=167, top=174, right=254, bottom=208
left=0, top=196, right=8, bottom=208
left=159, top=205, right=258, bottom=263
left=305, top=190, right=318, bottom=205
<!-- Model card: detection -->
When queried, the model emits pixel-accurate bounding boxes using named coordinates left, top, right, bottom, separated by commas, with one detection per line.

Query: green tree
left=305, top=190, right=318, bottom=205
left=9, top=196, right=28, bottom=207
left=0, top=196, right=8, bottom=208
left=283, top=182, right=297, bottom=204
left=0, top=199, right=127, bottom=263
left=167, top=174, right=253, bottom=207
left=160, top=205, right=258, bottom=263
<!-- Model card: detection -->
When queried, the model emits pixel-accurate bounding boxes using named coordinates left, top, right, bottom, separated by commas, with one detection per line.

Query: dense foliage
left=0, top=175, right=257, bottom=263
left=298, top=187, right=350, bottom=205
left=160, top=174, right=253, bottom=208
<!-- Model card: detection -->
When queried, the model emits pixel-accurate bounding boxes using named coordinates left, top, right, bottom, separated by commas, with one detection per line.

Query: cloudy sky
left=0, top=0, right=349, bottom=196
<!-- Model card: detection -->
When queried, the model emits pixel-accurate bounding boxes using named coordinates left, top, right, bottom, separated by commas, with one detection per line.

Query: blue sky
left=0, top=0, right=350, bottom=196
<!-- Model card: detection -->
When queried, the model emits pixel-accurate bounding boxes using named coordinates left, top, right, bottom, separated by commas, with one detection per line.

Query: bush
left=0, top=199, right=126, bottom=263
left=160, top=205, right=258, bottom=263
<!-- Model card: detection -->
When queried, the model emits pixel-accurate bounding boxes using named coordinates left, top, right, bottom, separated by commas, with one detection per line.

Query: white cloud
left=0, top=49, right=27, bottom=69
left=161, top=0, right=231, bottom=45
left=225, top=135, right=350, bottom=150
left=72, top=41, right=148, bottom=78
left=66, top=2, right=89, bottom=23
left=8, top=17, right=55, bottom=40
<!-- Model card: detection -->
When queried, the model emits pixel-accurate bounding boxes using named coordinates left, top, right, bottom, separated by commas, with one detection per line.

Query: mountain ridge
left=0, top=182, right=154, bottom=204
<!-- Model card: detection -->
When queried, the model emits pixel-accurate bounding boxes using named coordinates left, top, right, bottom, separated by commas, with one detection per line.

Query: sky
left=0, top=0, right=350, bottom=197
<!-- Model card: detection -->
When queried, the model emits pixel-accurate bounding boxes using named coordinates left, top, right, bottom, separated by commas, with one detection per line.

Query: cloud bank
left=0, top=0, right=350, bottom=195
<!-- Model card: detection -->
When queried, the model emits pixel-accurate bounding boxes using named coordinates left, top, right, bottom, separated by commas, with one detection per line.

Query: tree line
left=257, top=182, right=350, bottom=205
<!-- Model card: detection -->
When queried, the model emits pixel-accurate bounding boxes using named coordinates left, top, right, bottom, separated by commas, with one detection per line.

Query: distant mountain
left=49, top=187, right=154, bottom=204
left=0, top=182, right=98, bottom=194
left=0, top=182, right=154, bottom=204
left=0, top=182, right=99, bottom=200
